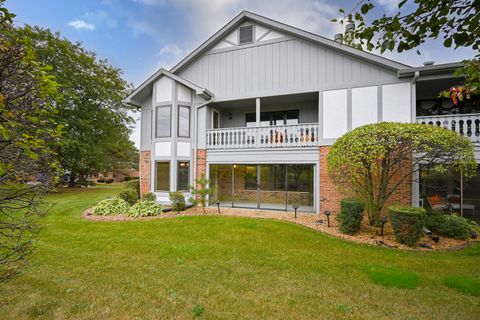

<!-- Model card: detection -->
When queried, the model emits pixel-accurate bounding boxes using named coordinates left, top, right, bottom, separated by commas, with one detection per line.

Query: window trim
left=155, top=161, right=170, bottom=192
left=155, top=105, right=172, bottom=138
left=177, top=105, right=190, bottom=138
left=177, top=161, right=190, bottom=191
left=238, top=24, right=254, bottom=45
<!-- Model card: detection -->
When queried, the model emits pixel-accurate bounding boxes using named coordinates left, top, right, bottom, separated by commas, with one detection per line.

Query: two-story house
left=125, top=11, right=480, bottom=215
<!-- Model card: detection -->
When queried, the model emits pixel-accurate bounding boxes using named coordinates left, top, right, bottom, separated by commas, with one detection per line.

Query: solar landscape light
left=324, top=210, right=331, bottom=227
left=292, top=203, right=300, bottom=218
left=215, top=200, right=221, bottom=213
left=380, top=216, right=388, bottom=236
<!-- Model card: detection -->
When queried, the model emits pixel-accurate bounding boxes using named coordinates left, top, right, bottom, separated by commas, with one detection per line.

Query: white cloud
left=154, top=43, right=186, bottom=70
left=377, top=0, right=400, bottom=13
left=128, top=0, right=344, bottom=41
left=68, top=20, right=96, bottom=31
left=158, top=43, right=184, bottom=57
left=86, top=10, right=118, bottom=28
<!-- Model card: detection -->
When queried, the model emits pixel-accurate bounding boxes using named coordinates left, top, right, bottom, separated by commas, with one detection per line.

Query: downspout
left=412, top=71, right=419, bottom=84
left=193, top=91, right=215, bottom=191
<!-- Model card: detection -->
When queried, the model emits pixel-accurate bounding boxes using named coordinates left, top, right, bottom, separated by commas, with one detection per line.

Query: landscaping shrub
left=169, top=191, right=186, bottom=212
left=388, top=206, right=426, bottom=247
left=124, top=176, right=139, bottom=181
left=97, top=178, right=105, bottom=183
left=126, top=179, right=140, bottom=195
left=93, top=198, right=129, bottom=216
left=117, top=189, right=138, bottom=206
left=425, top=214, right=472, bottom=239
left=105, top=178, right=114, bottom=184
left=338, top=199, right=365, bottom=235
left=127, top=201, right=163, bottom=217
left=142, top=192, right=157, bottom=202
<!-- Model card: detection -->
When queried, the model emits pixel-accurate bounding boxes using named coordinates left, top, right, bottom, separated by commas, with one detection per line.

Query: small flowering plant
left=440, top=84, right=473, bottom=105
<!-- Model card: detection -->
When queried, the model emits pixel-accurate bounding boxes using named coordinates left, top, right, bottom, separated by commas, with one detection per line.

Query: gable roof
left=170, top=10, right=410, bottom=75
left=124, top=68, right=213, bottom=106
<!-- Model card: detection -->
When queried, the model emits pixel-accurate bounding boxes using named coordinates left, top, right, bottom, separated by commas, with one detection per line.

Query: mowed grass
left=0, top=184, right=479, bottom=319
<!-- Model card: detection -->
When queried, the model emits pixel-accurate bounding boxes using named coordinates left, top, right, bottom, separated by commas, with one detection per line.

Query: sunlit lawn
left=0, top=184, right=479, bottom=319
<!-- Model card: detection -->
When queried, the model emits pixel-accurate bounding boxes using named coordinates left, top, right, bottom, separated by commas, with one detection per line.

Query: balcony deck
left=206, top=123, right=319, bottom=150
left=416, top=113, right=480, bottom=144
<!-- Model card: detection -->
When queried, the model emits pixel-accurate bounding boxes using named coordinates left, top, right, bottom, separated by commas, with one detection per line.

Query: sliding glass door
left=233, top=164, right=258, bottom=208
left=209, top=164, right=315, bottom=212
left=259, top=164, right=287, bottom=210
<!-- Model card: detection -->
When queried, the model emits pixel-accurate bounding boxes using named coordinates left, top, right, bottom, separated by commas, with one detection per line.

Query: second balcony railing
left=206, top=123, right=319, bottom=150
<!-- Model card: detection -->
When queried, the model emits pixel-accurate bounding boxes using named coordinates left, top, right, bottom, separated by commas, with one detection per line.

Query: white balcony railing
left=417, top=114, right=480, bottom=144
left=206, top=123, right=319, bottom=150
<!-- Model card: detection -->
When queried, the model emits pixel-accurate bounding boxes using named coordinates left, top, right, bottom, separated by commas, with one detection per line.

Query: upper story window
left=156, top=106, right=171, bottom=138
left=178, top=105, right=190, bottom=138
left=239, top=25, right=254, bottom=45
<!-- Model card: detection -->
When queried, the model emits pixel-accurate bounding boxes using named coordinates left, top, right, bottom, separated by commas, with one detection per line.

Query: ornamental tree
left=327, top=122, right=476, bottom=225
left=0, top=2, right=61, bottom=281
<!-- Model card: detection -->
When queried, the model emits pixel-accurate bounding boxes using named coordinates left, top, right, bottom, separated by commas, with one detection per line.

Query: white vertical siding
left=178, top=38, right=397, bottom=100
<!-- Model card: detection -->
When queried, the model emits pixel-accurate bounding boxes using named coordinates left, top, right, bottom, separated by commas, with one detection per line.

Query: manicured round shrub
left=117, top=189, right=138, bottom=206
left=126, top=179, right=140, bottom=195
left=127, top=201, right=163, bottom=217
left=338, top=199, right=365, bottom=235
left=388, top=206, right=426, bottom=247
left=93, top=198, right=129, bottom=216
left=142, top=192, right=157, bottom=202
left=169, top=191, right=186, bottom=212
left=425, top=214, right=472, bottom=239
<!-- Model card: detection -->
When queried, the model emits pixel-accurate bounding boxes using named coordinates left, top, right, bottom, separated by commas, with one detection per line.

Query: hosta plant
left=127, top=201, right=163, bottom=218
left=93, top=198, right=129, bottom=216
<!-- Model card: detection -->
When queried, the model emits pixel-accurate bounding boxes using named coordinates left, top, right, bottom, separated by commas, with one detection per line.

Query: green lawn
left=1, top=184, right=479, bottom=319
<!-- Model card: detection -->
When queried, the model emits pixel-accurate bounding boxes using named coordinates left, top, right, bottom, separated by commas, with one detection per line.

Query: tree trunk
left=68, top=173, right=76, bottom=187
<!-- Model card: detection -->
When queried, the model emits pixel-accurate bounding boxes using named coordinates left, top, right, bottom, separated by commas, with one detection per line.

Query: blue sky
left=6, top=0, right=476, bottom=147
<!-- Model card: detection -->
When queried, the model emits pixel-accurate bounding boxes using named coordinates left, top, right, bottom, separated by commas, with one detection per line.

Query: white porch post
left=256, top=98, right=261, bottom=127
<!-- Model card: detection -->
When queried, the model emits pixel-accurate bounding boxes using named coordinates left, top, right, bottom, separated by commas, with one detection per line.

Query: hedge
left=388, top=206, right=426, bottom=247
left=425, top=214, right=472, bottom=239
left=338, top=199, right=365, bottom=235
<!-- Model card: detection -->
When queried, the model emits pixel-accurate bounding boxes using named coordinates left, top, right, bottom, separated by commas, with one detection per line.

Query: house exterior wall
left=137, top=16, right=416, bottom=208
left=178, top=36, right=399, bottom=102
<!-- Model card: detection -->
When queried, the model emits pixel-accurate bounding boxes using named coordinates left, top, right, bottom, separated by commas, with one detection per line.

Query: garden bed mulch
left=82, top=206, right=477, bottom=251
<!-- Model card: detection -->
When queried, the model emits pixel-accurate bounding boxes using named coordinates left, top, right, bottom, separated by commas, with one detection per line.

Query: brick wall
left=319, top=146, right=412, bottom=216
left=139, top=150, right=151, bottom=197
left=196, top=149, right=207, bottom=187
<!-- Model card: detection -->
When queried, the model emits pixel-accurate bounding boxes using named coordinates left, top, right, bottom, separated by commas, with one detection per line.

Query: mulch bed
left=82, top=206, right=477, bottom=251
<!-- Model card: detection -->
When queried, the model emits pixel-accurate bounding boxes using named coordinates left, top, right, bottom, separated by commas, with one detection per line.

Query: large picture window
left=155, top=162, right=170, bottom=191
left=178, top=105, right=190, bottom=137
left=156, top=106, right=171, bottom=138
left=177, top=161, right=190, bottom=191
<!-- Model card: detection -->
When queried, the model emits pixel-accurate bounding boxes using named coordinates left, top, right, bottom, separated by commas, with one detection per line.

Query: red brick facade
left=196, top=149, right=207, bottom=188
left=140, top=150, right=151, bottom=197
left=319, top=146, right=412, bottom=215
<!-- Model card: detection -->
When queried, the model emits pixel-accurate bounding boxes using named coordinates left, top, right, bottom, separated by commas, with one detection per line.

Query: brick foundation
left=319, top=146, right=412, bottom=216
left=140, top=150, right=151, bottom=197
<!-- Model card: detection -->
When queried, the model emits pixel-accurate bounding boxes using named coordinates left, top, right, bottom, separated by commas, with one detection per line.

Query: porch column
left=256, top=98, right=261, bottom=127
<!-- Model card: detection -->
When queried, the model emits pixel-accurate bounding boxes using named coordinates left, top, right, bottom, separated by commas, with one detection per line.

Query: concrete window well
left=209, top=164, right=315, bottom=212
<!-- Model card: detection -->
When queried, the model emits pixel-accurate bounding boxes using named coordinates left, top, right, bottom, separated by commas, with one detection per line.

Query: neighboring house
left=125, top=11, right=480, bottom=214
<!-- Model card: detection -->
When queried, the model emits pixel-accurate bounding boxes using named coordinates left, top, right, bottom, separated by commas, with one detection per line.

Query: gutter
left=192, top=91, right=215, bottom=190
